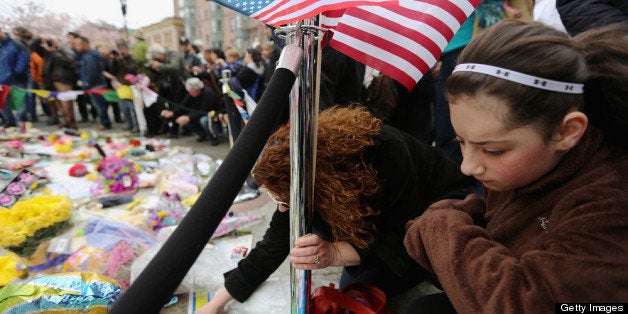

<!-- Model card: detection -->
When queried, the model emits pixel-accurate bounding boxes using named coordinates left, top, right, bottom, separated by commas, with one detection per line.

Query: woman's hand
left=289, top=234, right=333, bottom=269
left=196, top=286, right=233, bottom=314
left=288, top=234, right=361, bottom=270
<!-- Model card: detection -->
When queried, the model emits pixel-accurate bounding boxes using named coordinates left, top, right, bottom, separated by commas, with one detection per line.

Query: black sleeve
left=223, top=208, right=290, bottom=302
left=173, top=94, right=190, bottom=116
left=557, top=0, right=627, bottom=35
left=346, top=126, right=475, bottom=277
left=187, top=88, right=219, bottom=121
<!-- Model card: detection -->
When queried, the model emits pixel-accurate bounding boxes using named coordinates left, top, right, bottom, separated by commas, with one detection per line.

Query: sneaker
left=196, top=136, right=208, bottom=142
left=168, top=133, right=179, bottom=139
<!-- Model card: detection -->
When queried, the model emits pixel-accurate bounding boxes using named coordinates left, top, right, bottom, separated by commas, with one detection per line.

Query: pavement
left=27, top=118, right=438, bottom=313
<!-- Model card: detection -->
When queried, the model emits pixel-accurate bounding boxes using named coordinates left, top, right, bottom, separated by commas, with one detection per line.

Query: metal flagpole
left=277, top=16, right=324, bottom=314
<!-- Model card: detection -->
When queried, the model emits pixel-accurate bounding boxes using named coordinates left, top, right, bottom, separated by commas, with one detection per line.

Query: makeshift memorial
left=0, top=194, right=73, bottom=256
left=0, top=272, right=123, bottom=313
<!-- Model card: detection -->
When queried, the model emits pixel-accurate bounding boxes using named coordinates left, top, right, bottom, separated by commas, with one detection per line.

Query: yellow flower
left=0, top=195, right=72, bottom=247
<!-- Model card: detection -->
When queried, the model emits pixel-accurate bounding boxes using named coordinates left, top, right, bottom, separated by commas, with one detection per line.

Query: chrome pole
left=277, top=17, right=322, bottom=314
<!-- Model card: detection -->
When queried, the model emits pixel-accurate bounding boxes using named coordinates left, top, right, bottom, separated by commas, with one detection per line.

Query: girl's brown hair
left=253, top=106, right=383, bottom=249
left=446, top=20, right=628, bottom=147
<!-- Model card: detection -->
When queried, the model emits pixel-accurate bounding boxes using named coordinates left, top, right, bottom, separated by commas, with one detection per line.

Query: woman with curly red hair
left=199, top=106, right=476, bottom=313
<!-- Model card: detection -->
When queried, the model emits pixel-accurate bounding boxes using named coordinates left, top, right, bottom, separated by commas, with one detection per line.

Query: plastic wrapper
left=131, top=244, right=232, bottom=295
left=0, top=194, right=73, bottom=257
left=0, top=272, right=122, bottom=313
left=84, top=217, right=159, bottom=252
left=54, top=218, right=158, bottom=289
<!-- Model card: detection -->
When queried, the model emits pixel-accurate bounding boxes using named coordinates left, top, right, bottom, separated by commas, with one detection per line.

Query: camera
left=45, top=39, right=54, bottom=47
left=111, top=49, right=120, bottom=56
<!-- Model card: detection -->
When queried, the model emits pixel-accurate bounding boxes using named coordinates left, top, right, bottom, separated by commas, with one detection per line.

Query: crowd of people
left=0, top=26, right=284, bottom=146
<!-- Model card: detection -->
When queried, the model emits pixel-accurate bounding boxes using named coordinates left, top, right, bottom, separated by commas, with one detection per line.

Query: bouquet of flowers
left=0, top=194, right=73, bottom=256
left=91, top=156, right=140, bottom=195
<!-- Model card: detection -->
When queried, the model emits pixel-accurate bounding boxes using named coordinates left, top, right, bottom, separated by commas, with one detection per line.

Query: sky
left=0, top=0, right=175, bottom=29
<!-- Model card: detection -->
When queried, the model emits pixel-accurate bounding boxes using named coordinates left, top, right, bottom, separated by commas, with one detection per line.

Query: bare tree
left=0, top=1, right=124, bottom=47
left=0, top=1, right=76, bottom=38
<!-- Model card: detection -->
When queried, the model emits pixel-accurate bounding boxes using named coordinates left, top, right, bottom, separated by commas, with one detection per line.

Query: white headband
left=453, top=63, right=584, bottom=94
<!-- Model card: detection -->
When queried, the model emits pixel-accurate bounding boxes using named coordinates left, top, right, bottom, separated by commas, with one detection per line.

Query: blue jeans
left=199, top=115, right=222, bottom=138
left=434, top=48, right=463, bottom=166
left=18, top=77, right=39, bottom=122
left=118, top=99, right=138, bottom=129
left=89, top=93, right=111, bottom=128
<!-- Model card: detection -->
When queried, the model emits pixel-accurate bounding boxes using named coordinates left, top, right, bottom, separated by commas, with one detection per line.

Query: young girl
left=404, top=21, right=627, bottom=313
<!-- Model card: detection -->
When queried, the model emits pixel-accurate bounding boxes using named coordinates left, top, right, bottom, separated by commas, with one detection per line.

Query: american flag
left=322, top=0, right=481, bottom=90
left=212, top=0, right=399, bottom=26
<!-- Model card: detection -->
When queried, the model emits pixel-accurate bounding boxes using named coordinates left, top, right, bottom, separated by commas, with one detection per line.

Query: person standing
left=24, top=38, right=51, bottom=122
left=12, top=27, right=38, bottom=123
left=0, top=27, right=29, bottom=127
left=105, top=40, right=140, bottom=132
left=131, top=31, right=149, bottom=76
left=73, top=36, right=110, bottom=130
left=41, top=35, right=75, bottom=127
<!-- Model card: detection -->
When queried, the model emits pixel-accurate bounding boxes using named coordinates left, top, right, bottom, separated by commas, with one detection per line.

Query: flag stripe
left=330, top=36, right=419, bottom=89
left=403, top=0, right=468, bottom=24
left=384, top=5, right=455, bottom=39
left=327, top=0, right=479, bottom=90
left=263, top=0, right=398, bottom=25
left=255, top=0, right=398, bottom=25
left=337, top=12, right=441, bottom=64
left=363, top=6, right=449, bottom=49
